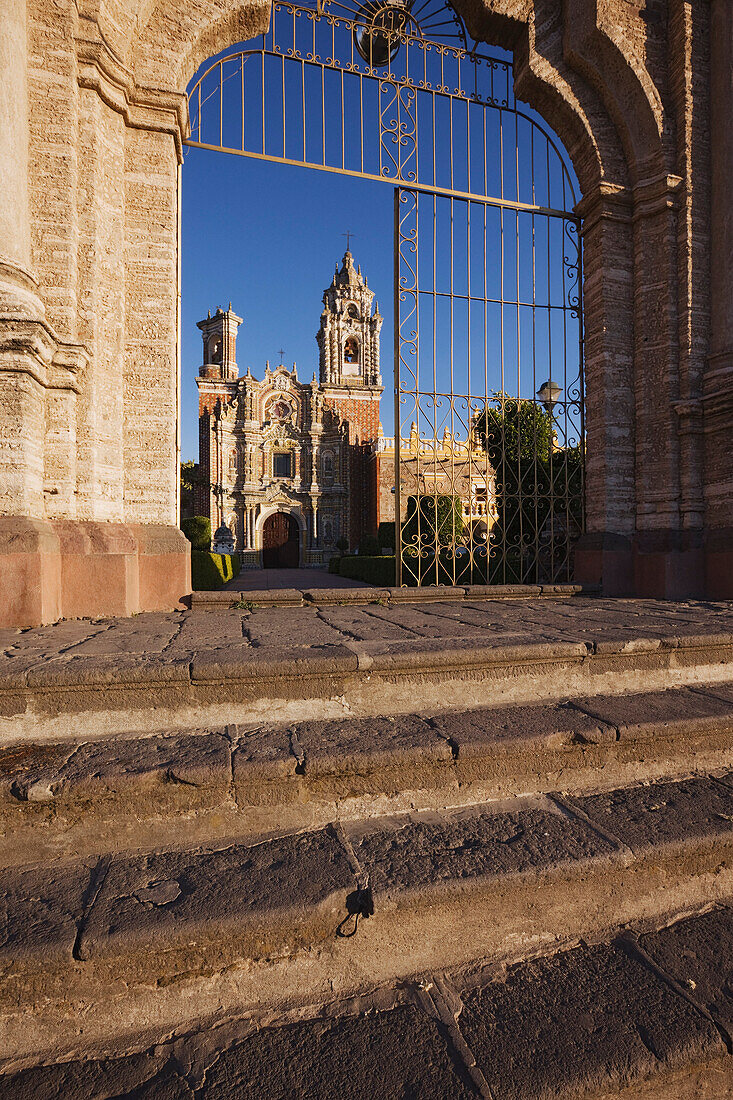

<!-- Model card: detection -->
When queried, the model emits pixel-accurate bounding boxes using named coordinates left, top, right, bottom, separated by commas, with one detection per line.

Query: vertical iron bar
left=394, top=187, right=403, bottom=587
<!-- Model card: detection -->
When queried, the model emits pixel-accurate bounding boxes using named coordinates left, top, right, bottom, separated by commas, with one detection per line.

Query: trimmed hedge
left=358, top=535, right=381, bottom=556
left=327, top=556, right=342, bottom=574
left=338, top=555, right=396, bottom=586
left=182, top=515, right=211, bottom=551
left=191, top=550, right=241, bottom=591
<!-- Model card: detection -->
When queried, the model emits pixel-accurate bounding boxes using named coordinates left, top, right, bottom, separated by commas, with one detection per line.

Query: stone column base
left=573, top=533, right=634, bottom=596
left=705, top=529, right=733, bottom=600
left=574, top=530, right=717, bottom=599
left=0, top=517, right=191, bottom=628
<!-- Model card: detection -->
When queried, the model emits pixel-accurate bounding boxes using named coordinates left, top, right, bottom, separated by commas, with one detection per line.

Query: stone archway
left=1, top=0, right=731, bottom=625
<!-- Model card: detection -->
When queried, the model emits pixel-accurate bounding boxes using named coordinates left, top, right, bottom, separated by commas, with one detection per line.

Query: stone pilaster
left=572, top=182, right=635, bottom=594
left=704, top=0, right=733, bottom=596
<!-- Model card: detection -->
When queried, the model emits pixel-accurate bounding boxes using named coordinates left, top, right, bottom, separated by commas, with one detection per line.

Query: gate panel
left=186, top=0, right=585, bottom=587
left=393, top=186, right=583, bottom=586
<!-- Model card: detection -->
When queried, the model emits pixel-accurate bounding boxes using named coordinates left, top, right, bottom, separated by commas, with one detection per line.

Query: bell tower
left=316, top=250, right=382, bottom=388
left=197, top=305, right=243, bottom=382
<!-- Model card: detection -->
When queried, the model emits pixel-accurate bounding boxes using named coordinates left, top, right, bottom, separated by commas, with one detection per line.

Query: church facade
left=195, top=250, right=384, bottom=567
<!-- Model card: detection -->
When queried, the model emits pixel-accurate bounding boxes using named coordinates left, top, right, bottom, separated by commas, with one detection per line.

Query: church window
left=344, top=337, right=359, bottom=364
left=273, top=451, right=292, bottom=478
left=347, top=304, right=359, bottom=319
left=324, top=521, right=333, bottom=545
left=209, top=338, right=222, bottom=364
left=323, top=454, right=334, bottom=483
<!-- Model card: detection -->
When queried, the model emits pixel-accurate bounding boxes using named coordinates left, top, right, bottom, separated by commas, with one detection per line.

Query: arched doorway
left=185, top=0, right=585, bottom=588
left=262, top=512, right=300, bottom=568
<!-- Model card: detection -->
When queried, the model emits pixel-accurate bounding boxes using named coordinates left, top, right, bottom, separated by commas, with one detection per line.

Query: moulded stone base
left=633, top=548, right=706, bottom=601
left=705, top=534, right=733, bottom=600
left=573, top=533, right=634, bottom=596
left=574, top=531, right=718, bottom=600
left=0, top=517, right=190, bottom=628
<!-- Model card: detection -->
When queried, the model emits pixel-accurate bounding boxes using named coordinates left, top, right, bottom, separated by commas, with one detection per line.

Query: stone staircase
left=1, top=596, right=733, bottom=1097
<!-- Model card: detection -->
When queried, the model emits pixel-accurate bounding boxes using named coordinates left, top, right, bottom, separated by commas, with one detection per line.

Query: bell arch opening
left=183, top=0, right=585, bottom=585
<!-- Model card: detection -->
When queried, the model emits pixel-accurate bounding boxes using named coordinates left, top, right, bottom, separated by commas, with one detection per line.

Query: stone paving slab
left=243, top=608, right=348, bottom=647
left=188, top=1003, right=477, bottom=1100
left=638, top=906, right=733, bottom=1043
left=189, top=643, right=359, bottom=682
left=1, top=731, right=232, bottom=804
left=348, top=800, right=618, bottom=900
left=1, top=907, right=732, bottom=1098
left=75, top=826, right=354, bottom=975
left=0, top=859, right=92, bottom=959
left=3, top=685, right=733, bottom=867
left=457, top=938, right=722, bottom=1099
left=285, top=713, right=454, bottom=798
left=568, top=775, right=733, bottom=851
left=572, top=686, right=733, bottom=739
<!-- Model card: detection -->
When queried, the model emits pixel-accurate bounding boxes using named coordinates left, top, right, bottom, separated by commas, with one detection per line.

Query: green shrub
left=338, top=555, right=396, bottom=586
left=358, top=535, right=381, bottom=556
left=182, top=515, right=211, bottom=551
left=191, top=550, right=240, bottom=590
left=377, top=522, right=395, bottom=549
left=327, top=556, right=342, bottom=574
left=335, top=537, right=349, bottom=554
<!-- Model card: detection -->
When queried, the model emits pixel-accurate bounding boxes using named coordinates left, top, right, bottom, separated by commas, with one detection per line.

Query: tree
left=474, top=394, right=553, bottom=467
left=473, top=394, right=583, bottom=582
left=180, top=461, right=201, bottom=520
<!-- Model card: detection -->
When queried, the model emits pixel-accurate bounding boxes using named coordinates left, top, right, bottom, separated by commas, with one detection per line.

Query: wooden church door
left=262, top=512, right=299, bottom=568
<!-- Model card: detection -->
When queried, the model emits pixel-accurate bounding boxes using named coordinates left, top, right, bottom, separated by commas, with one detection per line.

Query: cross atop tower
left=278, top=347, right=285, bottom=364
left=342, top=230, right=354, bottom=252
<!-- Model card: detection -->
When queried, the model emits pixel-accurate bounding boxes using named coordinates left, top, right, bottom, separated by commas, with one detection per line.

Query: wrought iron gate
left=186, top=0, right=584, bottom=585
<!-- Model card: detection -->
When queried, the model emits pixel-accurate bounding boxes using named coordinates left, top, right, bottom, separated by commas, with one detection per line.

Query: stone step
left=3, top=770, right=733, bottom=1066
left=3, top=599, right=733, bottom=742
left=3, top=683, right=733, bottom=865
left=190, top=582, right=586, bottom=609
left=1, top=903, right=731, bottom=1099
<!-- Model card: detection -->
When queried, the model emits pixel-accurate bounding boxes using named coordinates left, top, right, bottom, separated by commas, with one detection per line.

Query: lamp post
left=536, top=379, right=562, bottom=413
left=535, top=380, right=562, bottom=580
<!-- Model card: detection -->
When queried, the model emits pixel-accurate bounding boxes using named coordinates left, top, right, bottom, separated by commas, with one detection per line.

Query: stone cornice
left=0, top=319, right=87, bottom=393
left=631, top=173, right=684, bottom=221
left=576, top=181, right=632, bottom=233
left=700, top=379, right=733, bottom=431
left=75, top=20, right=189, bottom=162
left=673, top=398, right=703, bottom=436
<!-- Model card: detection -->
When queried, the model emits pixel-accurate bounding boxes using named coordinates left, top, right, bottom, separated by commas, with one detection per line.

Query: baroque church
left=195, top=250, right=384, bottom=567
